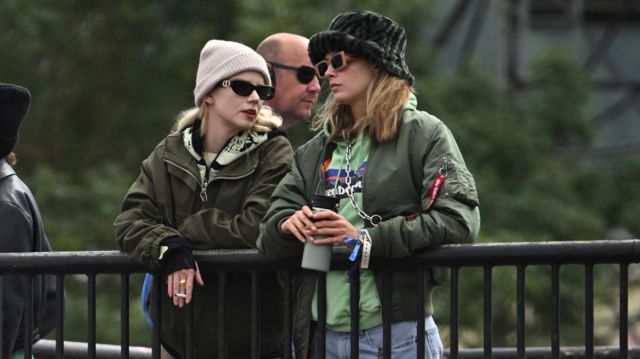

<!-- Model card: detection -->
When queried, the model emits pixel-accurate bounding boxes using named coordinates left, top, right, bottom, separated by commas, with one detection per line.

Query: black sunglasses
left=269, top=62, right=317, bottom=84
left=219, top=80, right=275, bottom=100
left=314, top=51, right=353, bottom=78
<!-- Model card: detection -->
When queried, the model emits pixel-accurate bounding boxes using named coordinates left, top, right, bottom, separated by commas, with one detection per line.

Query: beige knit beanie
left=193, top=40, right=271, bottom=107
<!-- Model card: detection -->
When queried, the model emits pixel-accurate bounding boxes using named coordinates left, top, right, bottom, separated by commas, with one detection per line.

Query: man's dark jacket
left=0, top=159, right=56, bottom=357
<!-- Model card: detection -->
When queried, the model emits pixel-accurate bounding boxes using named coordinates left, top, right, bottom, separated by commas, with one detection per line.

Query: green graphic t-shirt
left=311, top=133, right=382, bottom=332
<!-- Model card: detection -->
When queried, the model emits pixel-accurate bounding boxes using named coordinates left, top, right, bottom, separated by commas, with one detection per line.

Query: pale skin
left=168, top=71, right=265, bottom=307
left=281, top=52, right=379, bottom=246
left=259, top=33, right=321, bottom=128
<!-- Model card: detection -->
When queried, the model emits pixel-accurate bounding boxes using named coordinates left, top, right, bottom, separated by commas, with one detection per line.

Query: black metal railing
left=1, top=240, right=639, bottom=359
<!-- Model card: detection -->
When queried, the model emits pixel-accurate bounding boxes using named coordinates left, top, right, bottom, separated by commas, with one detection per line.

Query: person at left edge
left=114, top=40, right=293, bottom=358
left=1, top=83, right=57, bottom=359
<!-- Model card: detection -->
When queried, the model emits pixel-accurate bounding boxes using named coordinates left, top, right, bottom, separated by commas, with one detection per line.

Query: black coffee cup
left=311, top=194, right=339, bottom=212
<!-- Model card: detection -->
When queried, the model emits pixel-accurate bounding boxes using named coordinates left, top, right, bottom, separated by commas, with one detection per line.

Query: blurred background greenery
left=2, top=0, right=639, bottom=350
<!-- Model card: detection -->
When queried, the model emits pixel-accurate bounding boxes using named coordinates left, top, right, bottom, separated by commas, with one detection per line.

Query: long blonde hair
left=173, top=104, right=282, bottom=135
left=312, top=73, right=413, bottom=143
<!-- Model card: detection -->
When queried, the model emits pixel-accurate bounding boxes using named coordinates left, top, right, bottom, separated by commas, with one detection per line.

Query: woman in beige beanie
left=115, top=39, right=293, bottom=358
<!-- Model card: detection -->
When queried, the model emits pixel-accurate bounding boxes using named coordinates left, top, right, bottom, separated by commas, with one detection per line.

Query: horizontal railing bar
left=0, top=240, right=639, bottom=274
left=32, top=341, right=640, bottom=359
left=33, top=340, right=151, bottom=359
left=0, top=251, right=147, bottom=273
left=444, top=346, right=640, bottom=358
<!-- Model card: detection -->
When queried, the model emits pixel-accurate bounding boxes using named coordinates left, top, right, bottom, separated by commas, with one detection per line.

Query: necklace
left=343, top=141, right=382, bottom=226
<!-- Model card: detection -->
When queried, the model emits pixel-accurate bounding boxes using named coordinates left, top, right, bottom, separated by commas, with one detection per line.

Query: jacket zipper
left=164, top=159, right=256, bottom=203
left=200, top=166, right=210, bottom=202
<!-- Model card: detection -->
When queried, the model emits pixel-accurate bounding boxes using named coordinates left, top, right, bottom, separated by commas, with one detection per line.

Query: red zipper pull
left=426, top=157, right=448, bottom=210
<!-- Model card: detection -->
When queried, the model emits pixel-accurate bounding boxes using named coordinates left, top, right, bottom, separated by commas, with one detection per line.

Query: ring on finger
left=174, top=292, right=186, bottom=298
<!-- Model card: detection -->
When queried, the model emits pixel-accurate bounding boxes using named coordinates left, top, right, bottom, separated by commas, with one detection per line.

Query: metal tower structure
left=429, top=0, right=640, bottom=156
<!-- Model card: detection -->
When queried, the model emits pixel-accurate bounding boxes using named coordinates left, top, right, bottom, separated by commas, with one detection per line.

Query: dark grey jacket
left=0, top=159, right=56, bottom=358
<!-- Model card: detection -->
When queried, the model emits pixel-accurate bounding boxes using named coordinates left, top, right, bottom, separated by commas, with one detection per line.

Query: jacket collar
left=0, top=158, right=16, bottom=180
left=183, top=119, right=269, bottom=171
left=163, top=124, right=268, bottom=181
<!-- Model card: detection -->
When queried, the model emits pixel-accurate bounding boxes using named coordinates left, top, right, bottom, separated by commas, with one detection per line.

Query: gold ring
left=179, top=278, right=187, bottom=285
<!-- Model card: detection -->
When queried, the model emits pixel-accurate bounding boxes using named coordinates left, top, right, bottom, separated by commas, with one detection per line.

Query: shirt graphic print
left=324, top=161, right=367, bottom=199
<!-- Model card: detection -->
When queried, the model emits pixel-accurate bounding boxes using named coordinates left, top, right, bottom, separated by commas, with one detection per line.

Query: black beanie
left=0, top=83, right=31, bottom=158
left=308, top=10, right=414, bottom=85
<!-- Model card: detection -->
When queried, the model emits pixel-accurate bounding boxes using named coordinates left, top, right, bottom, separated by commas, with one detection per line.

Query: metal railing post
left=349, top=268, right=360, bottom=358
left=121, top=273, right=130, bottom=359
left=24, top=274, right=34, bottom=359
left=316, top=272, right=327, bottom=359
left=450, top=266, right=460, bottom=359
left=282, top=271, right=292, bottom=359
left=251, top=271, right=260, bottom=359
left=551, top=264, right=560, bottom=359
left=217, top=272, right=227, bottom=359
left=151, top=273, right=161, bottom=359
left=483, top=266, right=493, bottom=359
left=382, top=269, right=392, bottom=359
left=516, top=265, right=526, bottom=359
left=585, top=264, right=594, bottom=359
left=56, top=274, right=65, bottom=359
left=184, top=300, right=193, bottom=359
left=619, top=263, right=629, bottom=359
left=88, top=273, right=96, bottom=359
left=416, top=268, right=426, bottom=359
left=0, top=276, right=3, bottom=358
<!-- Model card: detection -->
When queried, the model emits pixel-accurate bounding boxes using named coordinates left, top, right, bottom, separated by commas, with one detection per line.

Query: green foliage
left=2, top=0, right=638, bottom=349
left=24, top=161, right=133, bottom=251
left=424, top=52, right=637, bottom=346
left=425, top=54, right=608, bottom=244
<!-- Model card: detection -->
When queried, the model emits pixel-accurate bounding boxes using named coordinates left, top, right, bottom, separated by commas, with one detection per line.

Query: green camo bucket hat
left=308, top=10, right=414, bottom=85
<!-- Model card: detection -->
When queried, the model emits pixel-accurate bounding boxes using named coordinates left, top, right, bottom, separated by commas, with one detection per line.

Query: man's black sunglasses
left=219, top=80, right=275, bottom=100
left=269, top=62, right=317, bottom=85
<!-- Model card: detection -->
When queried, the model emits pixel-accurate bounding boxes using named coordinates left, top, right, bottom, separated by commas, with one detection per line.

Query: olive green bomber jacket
left=115, top=129, right=293, bottom=268
left=257, top=102, right=480, bottom=358
left=115, top=125, right=293, bottom=357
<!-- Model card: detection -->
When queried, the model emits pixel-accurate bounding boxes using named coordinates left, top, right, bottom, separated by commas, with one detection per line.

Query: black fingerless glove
left=160, top=236, right=196, bottom=276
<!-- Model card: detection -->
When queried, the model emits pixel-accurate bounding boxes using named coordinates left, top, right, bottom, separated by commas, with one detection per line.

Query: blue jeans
left=10, top=350, right=34, bottom=359
left=320, top=316, right=443, bottom=359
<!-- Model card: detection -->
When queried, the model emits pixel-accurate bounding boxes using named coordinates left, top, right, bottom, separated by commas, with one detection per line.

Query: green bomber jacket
left=258, top=99, right=480, bottom=358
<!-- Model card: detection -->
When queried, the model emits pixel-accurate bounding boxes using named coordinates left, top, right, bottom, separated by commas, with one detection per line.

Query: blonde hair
left=312, top=73, right=412, bottom=143
left=173, top=104, right=282, bottom=135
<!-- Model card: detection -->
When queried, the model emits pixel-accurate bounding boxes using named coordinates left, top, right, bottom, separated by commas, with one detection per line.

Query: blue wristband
left=343, top=237, right=361, bottom=262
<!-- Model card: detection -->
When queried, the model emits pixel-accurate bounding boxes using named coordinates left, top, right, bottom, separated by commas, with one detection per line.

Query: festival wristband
left=343, top=238, right=361, bottom=262
left=359, top=230, right=371, bottom=269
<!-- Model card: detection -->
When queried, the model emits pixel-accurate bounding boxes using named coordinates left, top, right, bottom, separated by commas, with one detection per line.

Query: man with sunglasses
left=257, top=33, right=321, bottom=129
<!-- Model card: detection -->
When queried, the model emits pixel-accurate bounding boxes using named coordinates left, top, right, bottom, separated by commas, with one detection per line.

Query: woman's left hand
left=309, top=210, right=359, bottom=245
left=167, top=262, right=205, bottom=308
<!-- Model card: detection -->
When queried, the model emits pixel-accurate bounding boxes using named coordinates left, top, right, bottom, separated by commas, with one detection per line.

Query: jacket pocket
left=442, top=156, right=479, bottom=207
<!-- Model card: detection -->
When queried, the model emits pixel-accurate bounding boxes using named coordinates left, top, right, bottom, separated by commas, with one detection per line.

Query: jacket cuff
left=277, top=216, right=299, bottom=241
left=160, top=236, right=196, bottom=276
